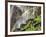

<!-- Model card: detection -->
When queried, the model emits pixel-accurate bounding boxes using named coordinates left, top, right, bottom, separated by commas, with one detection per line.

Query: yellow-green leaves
left=20, top=16, right=41, bottom=31
left=34, top=16, right=41, bottom=23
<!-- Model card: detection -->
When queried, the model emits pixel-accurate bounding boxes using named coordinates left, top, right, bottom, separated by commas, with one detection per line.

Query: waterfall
left=11, top=6, right=38, bottom=31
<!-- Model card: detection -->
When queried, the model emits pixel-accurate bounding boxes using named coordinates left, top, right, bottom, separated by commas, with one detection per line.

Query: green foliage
left=20, top=16, right=41, bottom=31
left=34, top=16, right=41, bottom=23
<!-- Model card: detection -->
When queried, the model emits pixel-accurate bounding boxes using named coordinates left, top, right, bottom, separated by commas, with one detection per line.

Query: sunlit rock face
left=10, top=5, right=41, bottom=31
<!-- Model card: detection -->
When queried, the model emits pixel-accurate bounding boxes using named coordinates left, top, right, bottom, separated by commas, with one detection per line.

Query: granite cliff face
left=10, top=5, right=41, bottom=31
